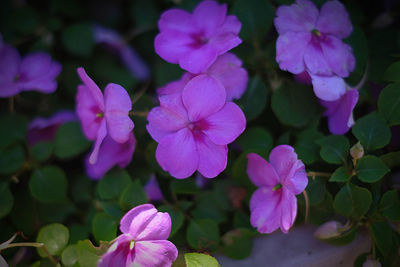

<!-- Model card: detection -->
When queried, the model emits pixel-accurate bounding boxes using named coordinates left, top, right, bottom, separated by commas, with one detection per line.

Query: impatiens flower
left=98, top=204, right=178, bottom=267
left=76, top=67, right=134, bottom=164
left=147, top=75, right=246, bottom=179
left=144, top=175, right=164, bottom=202
left=247, top=145, right=308, bottom=233
left=320, top=89, right=358, bottom=135
left=93, top=25, right=150, bottom=80
left=314, top=221, right=343, bottom=240
left=85, top=133, right=136, bottom=180
left=157, top=53, right=248, bottom=101
left=154, top=0, right=242, bottom=74
left=27, top=111, right=76, bottom=146
left=275, top=0, right=355, bottom=77
left=0, top=36, right=61, bottom=98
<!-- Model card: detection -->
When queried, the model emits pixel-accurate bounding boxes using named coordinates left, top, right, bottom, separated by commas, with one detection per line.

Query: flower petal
left=104, top=83, right=134, bottom=143
left=156, top=128, right=198, bottom=179
left=247, top=153, right=280, bottom=188
left=77, top=67, right=104, bottom=110
left=250, top=187, right=281, bottom=234
left=269, top=145, right=304, bottom=186
left=154, top=30, right=193, bottom=64
left=195, top=133, right=227, bottom=178
left=98, top=236, right=130, bottom=267
left=19, top=60, right=61, bottom=93
left=144, top=175, right=163, bottom=202
left=274, top=0, right=319, bottom=35
left=19, top=52, right=51, bottom=80
left=179, top=44, right=218, bottom=74
left=303, top=41, right=332, bottom=76
left=88, top=120, right=107, bottom=164
left=158, top=9, right=194, bottom=33
left=120, top=204, right=156, bottom=234
left=193, top=0, right=227, bottom=36
left=133, top=240, right=178, bottom=267
left=279, top=189, right=297, bottom=233
left=310, top=74, right=346, bottom=101
left=316, top=0, right=353, bottom=39
left=202, top=102, right=246, bottom=145
left=0, top=45, right=21, bottom=97
left=285, top=167, right=308, bottom=195
left=276, top=32, right=311, bottom=74
left=182, top=75, right=226, bottom=122
left=321, top=36, right=355, bottom=77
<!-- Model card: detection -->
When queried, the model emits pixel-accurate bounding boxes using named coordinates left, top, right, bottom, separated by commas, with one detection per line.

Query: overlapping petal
left=77, top=67, right=104, bottom=109
left=276, top=32, right=310, bottom=74
left=196, top=132, right=227, bottom=178
left=133, top=240, right=178, bottom=267
left=316, top=0, right=353, bottom=39
left=321, top=36, right=355, bottom=77
left=250, top=187, right=281, bottom=234
left=310, top=74, right=346, bottom=101
left=179, top=44, right=218, bottom=74
left=247, top=153, right=280, bottom=188
left=193, top=0, right=227, bottom=36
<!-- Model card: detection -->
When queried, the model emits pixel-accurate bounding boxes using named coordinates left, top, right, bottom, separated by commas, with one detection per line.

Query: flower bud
left=350, top=142, right=364, bottom=160
left=363, top=259, right=382, bottom=267
left=314, top=221, right=343, bottom=240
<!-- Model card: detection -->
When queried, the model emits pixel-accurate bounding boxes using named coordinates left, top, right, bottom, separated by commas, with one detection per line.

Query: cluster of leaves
left=0, top=0, right=399, bottom=266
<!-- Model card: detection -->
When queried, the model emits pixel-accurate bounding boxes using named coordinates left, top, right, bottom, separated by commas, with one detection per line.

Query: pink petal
left=276, top=32, right=311, bottom=74
left=303, top=41, right=332, bottom=76
left=310, top=74, right=346, bottom=101
left=285, top=167, right=308, bottom=195
left=19, top=60, right=61, bottom=93
left=0, top=45, right=21, bottom=97
left=206, top=53, right=248, bottom=101
left=269, top=145, right=304, bottom=186
left=98, top=236, right=130, bottom=267
left=193, top=0, right=227, bottom=36
left=104, top=83, right=134, bottom=143
left=19, top=52, right=51, bottom=80
left=250, top=187, right=281, bottom=234
left=247, top=153, right=280, bottom=188
left=88, top=120, right=107, bottom=164
left=316, top=0, right=353, bottom=39
left=85, top=133, right=135, bottom=180
left=157, top=72, right=193, bottom=96
left=179, top=44, right=218, bottom=74
left=76, top=84, right=103, bottom=140
left=77, top=67, right=104, bottom=109
left=321, top=36, right=355, bottom=77
left=195, top=132, right=227, bottom=178
left=120, top=204, right=156, bottom=234
left=158, top=9, right=195, bottom=33
left=274, top=0, right=319, bottom=35
left=216, top=15, right=241, bottom=36
left=144, top=175, right=163, bottom=202
left=279, top=189, right=297, bottom=233
left=156, top=128, right=198, bottom=179
left=133, top=240, right=178, bottom=267
left=202, top=102, right=246, bottom=145
left=182, top=75, right=226, bottom=122
left=154, top=30, right=193, bottom=64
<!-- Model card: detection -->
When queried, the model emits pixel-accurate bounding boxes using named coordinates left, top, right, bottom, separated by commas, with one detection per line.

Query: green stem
left=0, top=242, right=58, bottom=266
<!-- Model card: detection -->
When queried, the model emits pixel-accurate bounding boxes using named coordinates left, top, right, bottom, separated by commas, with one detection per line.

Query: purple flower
left=0, top=37, right=61, bottom=98
left=320, top=89, right=359, bottom=135
left=154, top=0, right=242, bottom=74
left=76, top=67, right=134, bottom=164
left=275, top=0, right=355, bottom=77
left=247, top=145, right=308, bottom=234
left=85, top=133, right=136, bottom=180
left=98, top=204, right=178, bottom=267
left=158, top=53, right=248, bottom=101
left=27, top=111, right=76, bottom=146
left=144, top=175, right=163, bottom=202
left=147, top=75, right=246, bottom=179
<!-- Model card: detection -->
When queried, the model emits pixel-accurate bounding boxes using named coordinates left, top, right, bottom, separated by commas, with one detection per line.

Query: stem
left=307, top=171, right=331, bottom=178
left=1, top=242, right=58, bottom=266
left=131, top=82, right=150, bottom=105
left=129, top=111, right=148, bottom=117
left=303, top=190, right=309, bottom=224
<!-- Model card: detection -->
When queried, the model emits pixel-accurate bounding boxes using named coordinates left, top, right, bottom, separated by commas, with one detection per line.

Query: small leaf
left=29, top=166, right=68, bottom=203
left=221, top=228, right=254, bottom=260
left=295, top=128, right=323, bottom=164
left=236, top=127, right=273, bottom=154
left=356, top=155, right=389, bottom=183
left=119, top=179, right=147, bottom=210
left=333, top=183, right=372, bottom=219
left=380, top=151, right=400, bottom=169
left=237, top=76, right=268, bottom=121
left=31, top=142, right=53, bottom=162
left=329, top=167, right=350, bottom=183
left=158, top=205, right=184, bottom=236
left=316, top=135, right=349, bottom=164
left=384, top=61, right=400, bottom=82
left=378, top=82, right=400, bottom=125
left=306, top=178, right=326, bottom=205
left=369, top=222, right=393, bottom=257
left=76, top=240, right=102, bottom=267
left=187, top=219, right=220, bottom=251
left=380, top=190, right=400, bottom=221
left=92, top=213, right=117, bottom=243
left=0, top=144, right=25, bottom=174
left=170, top=179, right=200, bottom=195
left=0, top=182, right=14, bottom=220
left=36, top=223, right=69, bottom=257
left=97, top=169, right=132, bottom=200
left=352, top=112, right=391, bottom=151
left=0, top=114, right=27, bottom=150
left=61, top=245, right=78, bottom=267
left=54, top=122, right=91, bottom=159
left=184, top=253, right=220, bottom=267
left=62, top=23, right=94, bottom=57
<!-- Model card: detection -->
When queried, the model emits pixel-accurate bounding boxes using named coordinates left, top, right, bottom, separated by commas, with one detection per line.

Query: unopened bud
left=363, top=259, right=381, bottom=267
left=314, top=221, right=343, bottom=240
left=350, top=142, right=364, bottom=160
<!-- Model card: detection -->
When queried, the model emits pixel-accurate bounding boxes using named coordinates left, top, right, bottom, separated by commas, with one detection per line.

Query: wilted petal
left=279, top=189, right=297, bottom=233
left=316, top=0, right=353, bottom=39
left=133, top=240, right=178, bottom=267
left=193, top=0, right=227, bottom=36
left=310, top=74, right=346, bottom=101
left=247, top=153, right=280, bottom=188
left=276, top=32, right=311, bottom=74
left=195, top=132, right=227, bottom=178
left=156, top=128, right=198, bottom=179
left=250, top=187, right=281, bottom=234
left=321, top=36, right=355, bottom=77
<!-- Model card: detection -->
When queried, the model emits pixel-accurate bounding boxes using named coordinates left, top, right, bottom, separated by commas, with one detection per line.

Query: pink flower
left=0, top=36, right=61, bottom=97
left=98, top=204, right=178, bottom=267
left=154, top=0, right=242, bottom=74
left=27, top=111, right=76, bottom=146
left=275, top=0, right=355, bottom=78
left=85, top=133, right=136, bottom=180
left=147, top=75, right=246, bottom=179
left=76, top=67, right=134, bottom=164
left=144, top=175, right=164, bottom=202
left=157, top=53, right=248, bottom=101
left=247, top=145, right=308, bottom=233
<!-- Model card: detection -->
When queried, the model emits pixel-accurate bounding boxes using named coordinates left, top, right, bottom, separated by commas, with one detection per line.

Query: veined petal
left=279, top=189, right=297, bottom=233
left=132, top=240, right=178, bottom=267
left=247, top=153, right=280, bottom=187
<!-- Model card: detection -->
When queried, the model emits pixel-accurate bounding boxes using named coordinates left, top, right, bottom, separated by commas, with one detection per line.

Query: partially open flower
left=314, top=221, right=343, bottom=240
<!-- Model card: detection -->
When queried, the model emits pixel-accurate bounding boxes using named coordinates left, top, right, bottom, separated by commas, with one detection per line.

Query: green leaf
left=272, top=83, right=319, bottom=127
left=378, top=82, right=400, bottom=125
left=305, top=177, right=326, bottom=205
left=231, top=153, right=256, bottom=190
left=31, top=141, right=53, bottom=162
left=54, top=122, right=91, bottom=159
left=29, top=166, right=68, bottom=203
left=76, top=240, right=102, bottom=267
left=369, top=222, right=393, bottom=257
left=232, top=0, right=274, bottom=42
left=0, top=114, right=27, bottom=151
left=384, top=61, right=400, bottom=82
left=295, top=128, right=323, bottom=164
left=380, top=190, right=400, bottom=221
left=352, top=112, right=391, bottom=151
left=236, top=127, right=273, bottom=154
left=62, top=23, right=94, bottom=57
left=187, top=219, right=220, bottom=251
left=10, top=6, right=39, bottom=35
left=36, top=223, right=69, bottom=257
left=61, top=245, right=78, bottom=267
left=0, top=182, right=13, bottom=220
left=356, top=155, right=389, bottom=183
left=221, top=228, right=254, bottom=260
left=0, top=143, right=24, bottom=174
left=192, top=193, right=228, bottom=224
left=97, top=169, right=132, bottom=200
left=131, top=0, right=159, bottom=30
left=329, top=167, right=350, bottom=183
left=316, top=135, right=349, bottom=164
left=184, top=253, right=220, bottom=267
left=158, top=205, right=184, bottom=236
left=119, top=179, right=147, bottom=210
left=170, top=179, right=200, bottom=195
left=380, top=151, right=400, bottom=169
left=237, top=76, right=268, bottom=120
left=333, top=183, right=372, bottom=219
left=92, top=213, right=117, bottom=243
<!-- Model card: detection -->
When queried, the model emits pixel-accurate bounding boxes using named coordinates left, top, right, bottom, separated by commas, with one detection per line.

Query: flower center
left=312, top=29, right=321, bottom=37
left=129, top=240, right=135, bottom=250
left=96, top=112, right=104, bottom=118
left=272, top=183, right=282, bottom=191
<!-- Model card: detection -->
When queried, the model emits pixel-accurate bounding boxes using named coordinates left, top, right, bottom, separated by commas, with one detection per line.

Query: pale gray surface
left=216, top=225, right=370, bottom=267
